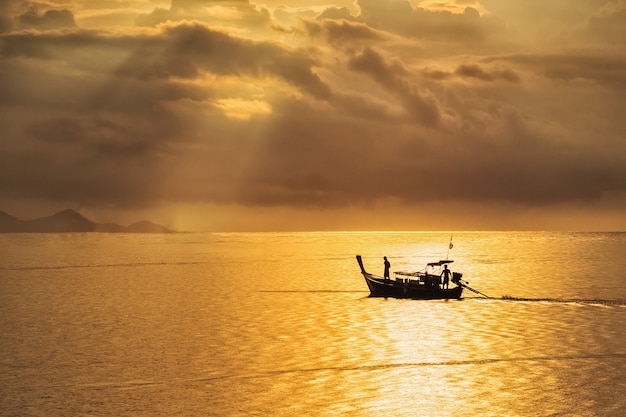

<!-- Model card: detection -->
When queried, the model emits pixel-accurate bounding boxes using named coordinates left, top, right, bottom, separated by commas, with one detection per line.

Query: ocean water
left=1, top=231, right=626, bottom=417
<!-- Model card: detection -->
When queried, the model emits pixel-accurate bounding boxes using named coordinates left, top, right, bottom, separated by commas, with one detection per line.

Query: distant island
left=0, top=209, right=174, bottom=233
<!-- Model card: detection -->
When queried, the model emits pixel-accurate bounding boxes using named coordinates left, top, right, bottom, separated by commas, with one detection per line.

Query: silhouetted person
left=441, top=264, right=451, bottom=289
left=383, top=256, right=390, bottom=280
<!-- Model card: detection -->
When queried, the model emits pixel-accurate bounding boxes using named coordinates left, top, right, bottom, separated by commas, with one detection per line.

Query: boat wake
left=468, top=296, right=626, bottom=306
left=258, top=291, right=626, bottom=305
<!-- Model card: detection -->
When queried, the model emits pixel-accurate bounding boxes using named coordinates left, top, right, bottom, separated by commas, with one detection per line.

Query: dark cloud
left=422, top=63, right=522, bottom=84
left=0, top=1, right=77, bottom=33
left=0, top=16, right=13, bottom=34
left=0, top=22, right=332, bottom=99
left=17, top=6, right=76, bottom=30
left=301, top=18, right=386, bottom=47
left=123, top=23, right=331, bottom=99
left=232, top=96, right=626, bottom=209
left=454, top=64, right=520, bottom=83
left=488, top=53, right=626, bottom=87
left=348, top=47, right=405, bottom=87
left=348, top=47, right=440, bottom=126
left=198, top=97, right=616, bottom=211
left=0, top=19, right=331, bottom=209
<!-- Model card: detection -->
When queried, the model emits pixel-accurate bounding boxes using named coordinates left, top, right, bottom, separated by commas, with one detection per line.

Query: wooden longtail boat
left=356, top=255, right=464, bottom=299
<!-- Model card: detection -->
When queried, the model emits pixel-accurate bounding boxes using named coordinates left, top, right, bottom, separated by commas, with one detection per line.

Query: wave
left=18, top=352, right=626, bottom=392
left=117, top=352, right=626, bottom=385
left=258, top=290, right=366, bottom=293
left=1, top=261, right=211, bottom=271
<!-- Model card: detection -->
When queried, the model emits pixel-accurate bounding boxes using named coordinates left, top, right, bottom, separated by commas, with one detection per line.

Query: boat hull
left=363, top=274, right=463, bottom=299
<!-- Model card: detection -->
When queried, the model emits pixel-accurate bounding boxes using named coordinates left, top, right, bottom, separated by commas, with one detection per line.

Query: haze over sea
left=2, top=231, right=626, bottom=417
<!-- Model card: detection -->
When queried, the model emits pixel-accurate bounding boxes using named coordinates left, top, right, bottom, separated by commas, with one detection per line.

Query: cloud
left=454, top=64, right=520, bottom=83
left=356, top=0, right=507, bottom=43
left=224, top=90, right=626, bottom=210
left=132, top=23, right=332, bottom=98
left=0, top=18, right=332, bottom=209
left=0, top=22, right=332, bottom=98
left=301, top=18, right=386, bottom=47
left=421, top=63, right=521, bottom=83
left=348, top=47, right=440, bottom=126
left=487, top=53, right=626, bottom=87
left=1, top=0, right=626, bottom=230
left=17, top=6, right=77, bottom=30
left=137, top=0, right=271, bottom=30
left=0, top=1, right=78, bottom=33
left=316, top=7, right=355, bottom=21
left=585, top=2, right=626, bottom=43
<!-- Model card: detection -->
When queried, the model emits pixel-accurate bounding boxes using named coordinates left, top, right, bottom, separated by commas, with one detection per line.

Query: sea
left=1, top=231, right=626, bottom=417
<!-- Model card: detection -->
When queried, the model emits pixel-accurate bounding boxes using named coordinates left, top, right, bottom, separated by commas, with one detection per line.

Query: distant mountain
left=0, top=209, right=173, bottom=233
left=125, top=220, right=171, bottom=233
left=22, top=209, right=96, bottom=233
left=0, top=210, right=21, bottom=232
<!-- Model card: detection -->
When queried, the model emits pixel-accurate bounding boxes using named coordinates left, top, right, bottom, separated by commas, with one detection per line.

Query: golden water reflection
left=1, top=232, right=626, bottom=416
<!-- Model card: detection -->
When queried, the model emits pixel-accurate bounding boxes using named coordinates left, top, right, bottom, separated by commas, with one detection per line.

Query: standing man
left=383, top=256, right=391, bottom=280
left=441, top=264, right=451, bottom=289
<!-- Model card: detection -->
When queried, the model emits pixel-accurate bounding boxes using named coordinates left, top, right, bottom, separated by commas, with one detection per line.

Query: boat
left=356, top=255, right=464, bottom=299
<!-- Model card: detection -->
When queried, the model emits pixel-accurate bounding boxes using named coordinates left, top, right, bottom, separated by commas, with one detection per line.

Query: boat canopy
left=427, top=260, right=454, bottom=267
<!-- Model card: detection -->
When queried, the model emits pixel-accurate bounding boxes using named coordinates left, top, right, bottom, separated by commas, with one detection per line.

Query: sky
left=1, top=0, right=625, bottom=231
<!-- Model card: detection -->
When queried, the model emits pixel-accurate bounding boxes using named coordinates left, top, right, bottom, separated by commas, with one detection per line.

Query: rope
left=459, top=280, right=491, bottom=298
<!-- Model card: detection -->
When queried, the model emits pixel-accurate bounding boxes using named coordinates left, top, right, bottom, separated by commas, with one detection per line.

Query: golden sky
left=1, top=0, right=625, bottom=231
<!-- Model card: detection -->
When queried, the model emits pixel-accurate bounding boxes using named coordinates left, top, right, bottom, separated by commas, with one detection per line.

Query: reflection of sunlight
left=214, top=98, right=272, bottom=120
left=357, top=304, right=468, bottom=415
